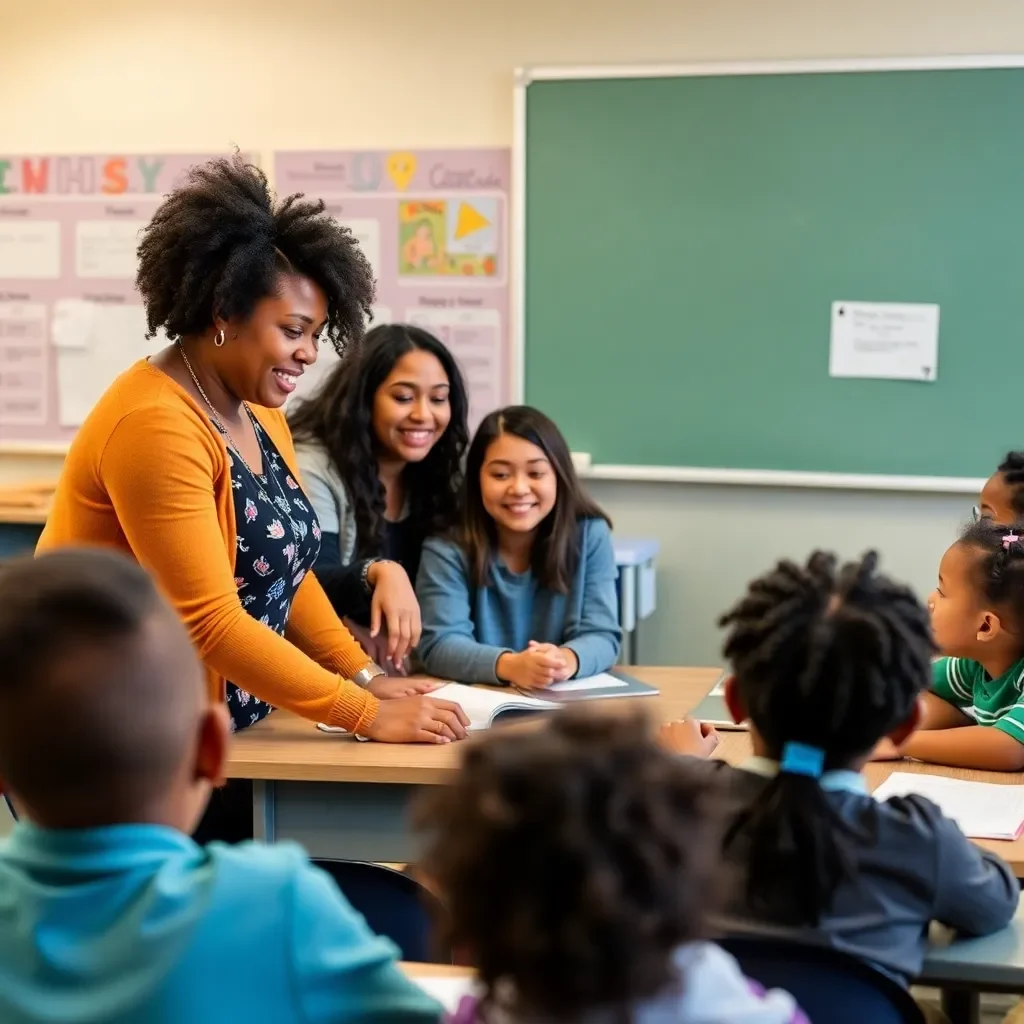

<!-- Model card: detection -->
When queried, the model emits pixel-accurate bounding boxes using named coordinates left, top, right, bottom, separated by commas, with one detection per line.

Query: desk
left=612, top=537, right=659, bottom=665
left=226, top=666, right=1024, bottom=872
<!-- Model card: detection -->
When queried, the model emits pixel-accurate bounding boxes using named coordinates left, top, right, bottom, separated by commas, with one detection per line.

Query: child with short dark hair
left=977, top=451, right=1024, bottom=524
left=894, top=519, right=1024, bottom=771
left=661, top=550, right=1018, bottom=990
left=0, top=549, right=442, bottom=1023
left=416, top=709, right=807, bottom=1023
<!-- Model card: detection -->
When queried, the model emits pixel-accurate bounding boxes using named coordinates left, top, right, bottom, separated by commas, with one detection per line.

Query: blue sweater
left=415, top=517, right=621, bottom=683
left=0, top=822, right=442, bottom=1024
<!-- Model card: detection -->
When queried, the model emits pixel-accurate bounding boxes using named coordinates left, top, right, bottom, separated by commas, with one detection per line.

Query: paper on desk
left=412, top=975, right=476, bottom=1011
left=829, top=301, right=939, bottom=382
left=548, top=673, right=629, bottom=693
left=872, top=772, right=1024, bottom=840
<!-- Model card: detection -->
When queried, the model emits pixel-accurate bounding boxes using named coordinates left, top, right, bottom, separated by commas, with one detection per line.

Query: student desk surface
left=226, top=666, right=1024, bottom=873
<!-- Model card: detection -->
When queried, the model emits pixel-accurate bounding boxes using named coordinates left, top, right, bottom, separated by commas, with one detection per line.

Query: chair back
left=719, top=935, right=924, bottom=1024
left=312, top=859, right=451, bottom=964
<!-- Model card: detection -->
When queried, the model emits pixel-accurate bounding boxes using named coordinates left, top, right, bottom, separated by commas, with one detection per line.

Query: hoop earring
left=214, top=328, right=226, bottom=347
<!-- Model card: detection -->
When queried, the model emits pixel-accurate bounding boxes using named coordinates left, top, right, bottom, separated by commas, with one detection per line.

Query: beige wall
left=1, top=0, right=1011, bottom=660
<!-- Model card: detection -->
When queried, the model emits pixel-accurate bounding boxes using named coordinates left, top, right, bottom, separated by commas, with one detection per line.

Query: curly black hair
left=997, top=452, right=1024, bottom=517
left=959, top=518, right=1024, bottom=634
left=136, top=154, right=374, bottom=354
left=415, top=709, right=722, bottom=1020
left=720, top=550, right=934, bottom=927
left=288, top=323, right=469, bottom=554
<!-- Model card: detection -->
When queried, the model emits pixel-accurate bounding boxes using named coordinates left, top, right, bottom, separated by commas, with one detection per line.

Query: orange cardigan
left=37, top=360, right=380, bottom=732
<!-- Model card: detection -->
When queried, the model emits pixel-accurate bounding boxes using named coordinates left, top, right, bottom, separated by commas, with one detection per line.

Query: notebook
left=872, top=771, right=1024, bottom=840
left=689, top=672, right=748, bottom=731
left=316, top=681, right=555, bottom=736
left=517, top=669, right=659, bottom=704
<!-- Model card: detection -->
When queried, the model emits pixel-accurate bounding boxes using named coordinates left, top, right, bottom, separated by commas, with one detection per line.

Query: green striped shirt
left=931, top=656, right=1024, bottom=742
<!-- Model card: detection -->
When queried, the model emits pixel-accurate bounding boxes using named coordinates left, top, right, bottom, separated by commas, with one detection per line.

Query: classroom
left=3, top=1, right=1024, bottom=1023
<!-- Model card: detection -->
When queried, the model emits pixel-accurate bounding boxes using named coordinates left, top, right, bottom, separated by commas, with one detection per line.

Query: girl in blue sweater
left=416, top=406, right=621, bottom=686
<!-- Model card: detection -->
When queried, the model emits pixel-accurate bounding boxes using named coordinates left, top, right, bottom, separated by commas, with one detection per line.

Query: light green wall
left=589, top=479, right=966, bottom=666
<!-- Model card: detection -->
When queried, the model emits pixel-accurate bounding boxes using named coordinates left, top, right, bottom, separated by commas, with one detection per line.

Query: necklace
left=176, top=342, right=290, bottom=513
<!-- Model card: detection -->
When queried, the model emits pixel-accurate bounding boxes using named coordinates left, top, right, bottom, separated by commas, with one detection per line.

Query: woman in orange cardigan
left=38, top=156, right=468, bottom=841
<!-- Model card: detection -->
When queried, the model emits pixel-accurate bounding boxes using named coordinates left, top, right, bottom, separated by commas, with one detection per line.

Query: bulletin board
left=0, top=153, right=227, bottom=450
left=274, top=149, right=511, bottom=429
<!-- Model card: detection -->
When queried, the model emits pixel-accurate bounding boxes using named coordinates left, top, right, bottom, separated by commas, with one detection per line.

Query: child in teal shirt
left=0, top=549, right=441, bottom=1024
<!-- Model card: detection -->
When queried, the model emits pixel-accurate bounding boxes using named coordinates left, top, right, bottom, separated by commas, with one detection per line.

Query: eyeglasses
left=973, top=505, right=981, bottom=522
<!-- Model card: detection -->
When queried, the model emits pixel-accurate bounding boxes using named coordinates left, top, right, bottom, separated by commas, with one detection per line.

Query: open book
left=316, top=682, right=554, bottom=737
left=872, top=772, right=1024, bottom=841
left=426, top=682, right=555, bottom=731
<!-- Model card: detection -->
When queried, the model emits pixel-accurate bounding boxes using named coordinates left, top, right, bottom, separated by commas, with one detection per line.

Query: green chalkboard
left=523, top=66, right=1024, bottom=477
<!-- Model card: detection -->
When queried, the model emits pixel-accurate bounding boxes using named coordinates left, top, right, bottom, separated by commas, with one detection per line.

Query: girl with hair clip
left=289, top=324, right=469, bottom=674
left=415, top=406, right=621, bottom=686
left=877, top=519, right=1024, bottom=771
left=659, top=551, right=1018, bottom=1010
left=417, top=708, right=809, bottom=1024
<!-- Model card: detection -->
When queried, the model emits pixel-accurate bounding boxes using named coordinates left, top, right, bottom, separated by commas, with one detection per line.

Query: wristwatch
left=352, top=662, right=386, bottom=688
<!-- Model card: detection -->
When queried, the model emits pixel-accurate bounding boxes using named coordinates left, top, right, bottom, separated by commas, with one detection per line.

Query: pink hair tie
left=1005, top=532, right=1020, bottom=550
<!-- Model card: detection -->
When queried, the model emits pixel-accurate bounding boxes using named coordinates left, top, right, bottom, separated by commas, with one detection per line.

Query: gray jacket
left=294, top=441, right=359, bottom=563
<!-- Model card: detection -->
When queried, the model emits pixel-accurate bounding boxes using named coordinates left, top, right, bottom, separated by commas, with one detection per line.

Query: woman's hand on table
left=657, top=717, right=720, bottom=759
left=367, top=675, right=443, bottom=700
left=362, top=694, right=470, bottom=744
left=367, top=560, right=421, bottom=666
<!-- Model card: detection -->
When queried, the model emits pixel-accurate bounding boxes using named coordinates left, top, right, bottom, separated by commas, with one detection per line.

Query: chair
left=312, top=859, right=451, bottom=964
left=718, top=935, right=925, bottom=1024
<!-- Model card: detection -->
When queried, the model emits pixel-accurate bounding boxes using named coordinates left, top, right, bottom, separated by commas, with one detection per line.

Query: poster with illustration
left=274, top=149, right=510, bottom=428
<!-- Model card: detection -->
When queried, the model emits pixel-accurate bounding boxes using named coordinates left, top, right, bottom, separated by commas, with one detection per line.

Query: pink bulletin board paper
left=0, top=153, right=237, bottom=447
left=274, top=149, right=511, bottom=430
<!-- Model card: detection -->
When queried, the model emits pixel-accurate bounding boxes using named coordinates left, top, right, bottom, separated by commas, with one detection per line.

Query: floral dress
left=222, top=418, right=322, bottom=733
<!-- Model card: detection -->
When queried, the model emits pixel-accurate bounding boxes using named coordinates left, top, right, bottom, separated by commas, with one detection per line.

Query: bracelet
left=352, top=663, right=386, bottom=688
left=360, top=557, right=389, bottom=594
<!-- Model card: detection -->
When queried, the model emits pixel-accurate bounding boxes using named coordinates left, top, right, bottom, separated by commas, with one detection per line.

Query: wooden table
left=226, top=666, right=1024, bottom=870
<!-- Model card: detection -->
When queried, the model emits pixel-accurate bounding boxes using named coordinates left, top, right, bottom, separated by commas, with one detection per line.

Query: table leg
left=940, top=988, right=980, bottom=1024
left=252, top=780, right=276, bottom=842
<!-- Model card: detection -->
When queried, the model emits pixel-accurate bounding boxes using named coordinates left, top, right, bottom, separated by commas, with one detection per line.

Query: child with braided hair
left=660, top=550, right=1018, bottom=994
left=889, top=519, right=1024, bottom=771
left=977, top=451, right=1024, bottom=524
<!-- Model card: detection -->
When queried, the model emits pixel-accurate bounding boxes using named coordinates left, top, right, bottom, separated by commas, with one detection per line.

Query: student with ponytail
left=660, top=550, right=1018, bottom=991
